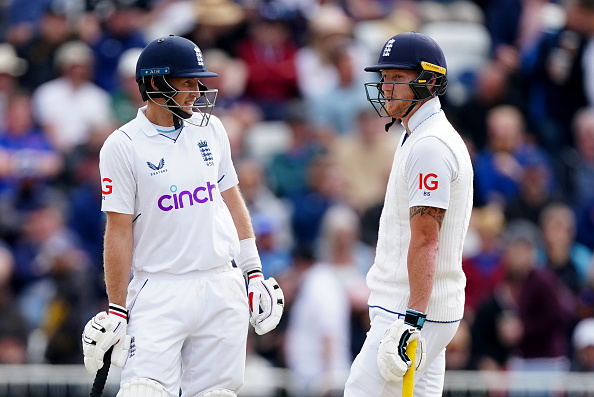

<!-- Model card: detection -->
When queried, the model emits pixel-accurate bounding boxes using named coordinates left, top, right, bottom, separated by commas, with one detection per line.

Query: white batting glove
left=82, top=303, right=131, bottom=375
left=246, top=270, right=284, bottom=335
left=377, top=309, right=427, bottom=383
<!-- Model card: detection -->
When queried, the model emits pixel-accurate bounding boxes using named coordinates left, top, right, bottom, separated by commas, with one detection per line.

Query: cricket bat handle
left=402, top=339, right=417, bottom=397
left=90, top=346, right=113, bottom=397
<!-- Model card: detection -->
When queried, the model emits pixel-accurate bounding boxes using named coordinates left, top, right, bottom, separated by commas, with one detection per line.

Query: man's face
left=380, top=68, right=418, bottom=116
left=168, top=77, right=202, bottom=115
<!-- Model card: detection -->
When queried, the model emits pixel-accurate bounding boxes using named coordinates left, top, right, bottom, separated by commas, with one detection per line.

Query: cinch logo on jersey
left=157, top=183, right=216, bottom=211
left=419, top=173, right=438, bottom=190
left=147, top=158, right=168, bottom=176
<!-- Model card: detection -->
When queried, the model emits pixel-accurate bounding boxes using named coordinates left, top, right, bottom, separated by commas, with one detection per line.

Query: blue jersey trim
left=217, top=175, right=225, bottom=183
left=367, top=305, right=462, bottom=323
left=118, top=129, right=132, bottom=141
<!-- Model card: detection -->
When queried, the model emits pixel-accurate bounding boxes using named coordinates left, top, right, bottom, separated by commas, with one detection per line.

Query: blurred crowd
left=1, top=0, right=594, bottom=394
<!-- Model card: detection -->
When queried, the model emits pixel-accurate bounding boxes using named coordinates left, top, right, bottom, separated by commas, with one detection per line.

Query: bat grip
left=402, top=339, right=417, bottom=397
left=90, top=346, right=113, bottom=397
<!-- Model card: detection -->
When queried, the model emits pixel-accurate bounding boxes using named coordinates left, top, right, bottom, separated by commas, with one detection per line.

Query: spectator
left=0, top=43, right=27, bottom=130
left=285, top=220, right=352, bottom=396
left=11, top=200, right=93, bottom=363
left=0, top=91, right=63, bottom=244
left=87, top=2, right=147, bottom=93
left=315, top=205, right=371, bottom=358
left=15, top=5, right=74, bottom=92
left=306, top=40, right=369, bottom=135
left=0, top=242, right=27, bottom=364
left=186, top=0, right=247, bottom=55
left=110, top=47, right=144, bottom=124
left=202, top=48, right=249, bottom=110
left=0, top=91, right=63, bottom=194
left=505, top=221, right=573, bottom=373
left=524, top=0, right=594, bottom=153
left=450, top=61, right=514, bottom=151
left=295, top=4, right=367, bottom=100
left=266, top=105, right=323, bottom=198
left=236, top=158, right=293, bottom=276
left=539, top=203, right=591, bottom=296
left=289, top=155, right=343, bottom=248
left=470, top=221, right=538, bottom=370
left=474, top=105, right=551, bottom=206
left=236, top=11, right=299, bottom=120
left=504, top=151, right=556, bottom=225
left=558, top=107, right=594, bottom=210
left=32, top=40, right=112, bottom=154
left=463, top=204, right=507, bottom=320
left=329, top=109, right=397, bottom=213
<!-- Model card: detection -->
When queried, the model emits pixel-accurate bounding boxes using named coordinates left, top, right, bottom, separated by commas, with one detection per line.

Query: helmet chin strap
left=165, top=99, right=191, bottom=129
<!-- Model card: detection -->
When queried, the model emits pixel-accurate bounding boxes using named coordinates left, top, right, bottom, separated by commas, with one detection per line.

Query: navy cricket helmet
left=364, top=32, right=448, bottom=123
left=136, top=35, right=218, bottom=127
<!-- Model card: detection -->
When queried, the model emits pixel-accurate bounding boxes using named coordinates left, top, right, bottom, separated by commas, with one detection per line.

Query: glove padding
left=377, top=319, right=426, bottom=383
left=82, top=305, right=131, bottom=375
left=247, top=271, right=284, bottom=335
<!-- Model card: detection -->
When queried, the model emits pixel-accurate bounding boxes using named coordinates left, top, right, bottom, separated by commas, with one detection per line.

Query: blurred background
left=0, top=0, right=594, bottom=395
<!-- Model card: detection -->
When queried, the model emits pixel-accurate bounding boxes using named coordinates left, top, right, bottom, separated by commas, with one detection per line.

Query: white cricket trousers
left=121, top=264, right=249, bottom=397
left=344, top=306, right=459, bottom=397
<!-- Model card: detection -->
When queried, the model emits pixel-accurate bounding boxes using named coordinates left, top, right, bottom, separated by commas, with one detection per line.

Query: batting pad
left=116, top=378, right=168, bottom=397
left=198, top=389, right=237, bottom=397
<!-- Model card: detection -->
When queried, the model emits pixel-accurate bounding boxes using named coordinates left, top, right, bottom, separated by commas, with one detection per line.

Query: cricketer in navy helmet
left=343, top=32, right=473, bottom=397
left=81, top=35, right=284, bottom=397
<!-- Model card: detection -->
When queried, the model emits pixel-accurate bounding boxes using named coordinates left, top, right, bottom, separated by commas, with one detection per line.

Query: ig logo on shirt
left=419, top=173, right=438, bottom=196
left=102, top=178, right=113, bottom=200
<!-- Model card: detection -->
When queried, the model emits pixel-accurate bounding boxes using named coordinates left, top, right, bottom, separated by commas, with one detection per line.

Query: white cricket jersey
left=367, top=97, right=473, bottom=322
left=99, top=107, right=240, bottom=274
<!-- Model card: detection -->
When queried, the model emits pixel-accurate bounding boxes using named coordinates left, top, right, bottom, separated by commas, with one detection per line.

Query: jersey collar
left=406, top=97, right=442, bottom=133
left=137, top=106, right=161, bottom=137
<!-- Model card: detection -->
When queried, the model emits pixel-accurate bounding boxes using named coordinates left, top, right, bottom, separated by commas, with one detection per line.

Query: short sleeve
left=99, top=131, right=136, bottom=214
left=212, top=117, right=239, bottom=192
left=406, top=136, right=458, bottom=209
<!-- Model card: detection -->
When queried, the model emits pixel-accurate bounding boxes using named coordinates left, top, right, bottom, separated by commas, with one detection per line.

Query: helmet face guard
left=364, top=65, right=447, bottom=119
left=140, top=73, right=218, bottom=127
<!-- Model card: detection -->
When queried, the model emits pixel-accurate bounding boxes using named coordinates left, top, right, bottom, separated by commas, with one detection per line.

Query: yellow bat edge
left=402, top=339, right=417, bottom=397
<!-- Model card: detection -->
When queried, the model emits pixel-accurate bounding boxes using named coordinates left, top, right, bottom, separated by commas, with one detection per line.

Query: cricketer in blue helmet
left=81, top=35, right=284, bottom=397
left=344, top=32, right=474, bottom=397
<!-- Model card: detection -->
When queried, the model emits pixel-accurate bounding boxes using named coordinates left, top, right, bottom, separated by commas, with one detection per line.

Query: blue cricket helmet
left=135, top=35, right=219, bottom=128
left=135, top=35, right=217, bottom=82
left=363, top=32, right=448, bottom=126
left=365, top=32, right=447, bottom=76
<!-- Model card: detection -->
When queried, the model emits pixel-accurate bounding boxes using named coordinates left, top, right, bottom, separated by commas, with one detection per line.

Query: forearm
left=406, top=238, right=438, bottom=313
left=221, top=185, right=255, bottom=240
left=103, top=216, right=133, bottom=307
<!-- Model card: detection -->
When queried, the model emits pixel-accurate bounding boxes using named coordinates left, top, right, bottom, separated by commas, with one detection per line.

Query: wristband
left=404, top=308, right=426, bottom=330
left=246, top=269, right=264, bottom=282
left=109, top=303, right=128, bottom=323
left=235, top=238, right=263, bottom=274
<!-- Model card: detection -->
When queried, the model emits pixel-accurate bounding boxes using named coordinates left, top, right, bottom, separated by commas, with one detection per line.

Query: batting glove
left=377, top=309, right=427, bottom=383
left=82, top=303, right=131, bottom=375
left=246, top=270, right=284, bottom=335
